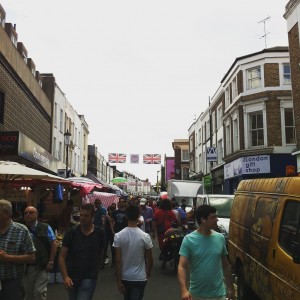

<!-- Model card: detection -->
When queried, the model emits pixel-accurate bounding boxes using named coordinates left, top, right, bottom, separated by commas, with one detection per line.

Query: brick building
left=0, top=4, right=61, bottom=174
left=172, top=139, right=189, bottom=180
left=285, top=0, right=300, bottom=173
left=189, top=47, right=296, bottom=194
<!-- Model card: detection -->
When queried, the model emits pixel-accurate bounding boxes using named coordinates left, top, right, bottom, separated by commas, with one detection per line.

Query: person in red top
left=152, top=197, right=177, bottom=269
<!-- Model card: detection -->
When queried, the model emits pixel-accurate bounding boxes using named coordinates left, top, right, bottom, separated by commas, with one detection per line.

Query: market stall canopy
left=83, top=191, right=119, bottom=208
left=110, top=184, right=128, bottom=197
left=86, top=172, right=127, bottom=197
left=0, top=160, right=69, bottom=183
left=86, top=172, right=116, bottom=192
left=66, top=177, right=103, bottom=197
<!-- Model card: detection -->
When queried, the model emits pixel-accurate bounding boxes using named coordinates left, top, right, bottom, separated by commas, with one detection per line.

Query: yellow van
left=228, top=177, right=300, bottom=300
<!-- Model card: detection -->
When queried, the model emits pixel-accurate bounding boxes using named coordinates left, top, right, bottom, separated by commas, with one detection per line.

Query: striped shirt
left=0, top=221, right=36, bottom=280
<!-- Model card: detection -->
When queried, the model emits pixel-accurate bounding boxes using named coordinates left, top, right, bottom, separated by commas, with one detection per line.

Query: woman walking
left=152, top=197, right=177, bottom=269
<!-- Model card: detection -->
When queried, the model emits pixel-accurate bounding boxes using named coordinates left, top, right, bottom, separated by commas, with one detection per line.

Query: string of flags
left=108, top=153, right=161, bottom=164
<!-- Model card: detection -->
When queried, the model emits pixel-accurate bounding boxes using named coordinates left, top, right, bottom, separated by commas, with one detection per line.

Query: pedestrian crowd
left=0, top=194, right=236, bottom=300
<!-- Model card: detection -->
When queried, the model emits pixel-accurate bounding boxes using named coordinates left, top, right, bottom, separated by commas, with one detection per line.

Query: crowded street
left=1, top=1, right=300, bottom=300
left=48, top=238, right=181, bottom=300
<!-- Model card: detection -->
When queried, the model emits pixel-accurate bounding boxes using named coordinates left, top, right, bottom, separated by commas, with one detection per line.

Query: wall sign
left=206, top=147, right=217, bottom=162
left=224, top=155, right=270, bottom=179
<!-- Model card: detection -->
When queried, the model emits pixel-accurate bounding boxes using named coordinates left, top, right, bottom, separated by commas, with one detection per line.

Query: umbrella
left=0, top=160, right=69, bottom=182
left=111, top=177, right=127, bottom=184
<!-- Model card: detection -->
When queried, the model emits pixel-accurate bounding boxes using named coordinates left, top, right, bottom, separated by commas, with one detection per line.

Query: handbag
left=157, top=211, right=168, bottom=234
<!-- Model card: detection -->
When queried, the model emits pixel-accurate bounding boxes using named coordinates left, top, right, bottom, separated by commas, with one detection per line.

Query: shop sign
left=224, top=155, right=270, bottom=179
left=3, top=189, right=28, bottom=202
left=18, top=132, right=56, bottom=171
left=206, top=147, right=217, bottom=162
left=203, top=175, right=212, bottom=194
left=0, top=131, right=19, bottom=155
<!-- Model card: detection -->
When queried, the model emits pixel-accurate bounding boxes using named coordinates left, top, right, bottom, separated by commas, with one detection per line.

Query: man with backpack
left=59, top=203, right=105, bottom=300
left=23, top=206, right=57, bottom=300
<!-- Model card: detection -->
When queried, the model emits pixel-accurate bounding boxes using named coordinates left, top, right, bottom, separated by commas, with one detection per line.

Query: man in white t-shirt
left=113, top=204, right=153, bottom=300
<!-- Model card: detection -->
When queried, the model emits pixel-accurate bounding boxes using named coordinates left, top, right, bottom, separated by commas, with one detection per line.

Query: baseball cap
left=140, top=198, right=147, bottom=205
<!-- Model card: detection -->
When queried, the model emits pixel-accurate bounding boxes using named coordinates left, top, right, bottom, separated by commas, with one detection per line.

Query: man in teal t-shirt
left=177, top=205, right=235, bottom=300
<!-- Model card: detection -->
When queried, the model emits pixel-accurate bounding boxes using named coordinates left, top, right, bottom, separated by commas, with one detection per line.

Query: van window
left=279, top=201, right=300, bottom=255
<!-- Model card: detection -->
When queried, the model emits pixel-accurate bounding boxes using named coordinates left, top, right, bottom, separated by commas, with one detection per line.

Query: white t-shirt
left=113, top=227, right=153, bottom=281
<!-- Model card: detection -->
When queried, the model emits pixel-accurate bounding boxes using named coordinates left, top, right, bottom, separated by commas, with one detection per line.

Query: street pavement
left=48, top=238, right=181, bottom=300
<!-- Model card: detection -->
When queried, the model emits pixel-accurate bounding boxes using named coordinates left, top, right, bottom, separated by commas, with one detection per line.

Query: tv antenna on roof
left=258, top=16, right=271, bottom=49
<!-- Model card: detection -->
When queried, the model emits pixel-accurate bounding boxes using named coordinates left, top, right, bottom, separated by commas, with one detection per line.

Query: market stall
left=83, top=191, right=119, bottom=208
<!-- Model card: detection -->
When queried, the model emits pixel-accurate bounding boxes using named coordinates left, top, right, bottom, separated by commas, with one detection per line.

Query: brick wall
left=0, top=61, right=51, bottom=151
left=264, top=63, right=280, bottom=87
left=288, top=23, right=300, bottom=149
left=266, top=95, right=282, bottom=145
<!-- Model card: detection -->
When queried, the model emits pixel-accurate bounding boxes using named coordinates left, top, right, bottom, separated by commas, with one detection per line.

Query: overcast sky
left=1, top=1, right=289, bottom=184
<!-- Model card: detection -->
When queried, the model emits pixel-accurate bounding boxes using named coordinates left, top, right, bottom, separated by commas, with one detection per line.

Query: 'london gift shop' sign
left=224, top=155, right=270, bottom=179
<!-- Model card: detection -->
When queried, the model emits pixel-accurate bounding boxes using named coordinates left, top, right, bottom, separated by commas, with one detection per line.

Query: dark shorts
left=0, top=278, right=24, bottom=300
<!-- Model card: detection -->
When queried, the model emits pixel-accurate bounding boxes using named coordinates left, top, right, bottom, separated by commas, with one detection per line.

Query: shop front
left=0, top=131, right=63, bottom=174
left=0, top=131, right=68, bottom=221
left=224, top=154, right=297, bottom=194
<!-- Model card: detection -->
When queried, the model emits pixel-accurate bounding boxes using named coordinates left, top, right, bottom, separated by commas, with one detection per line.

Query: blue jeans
left=122, top=280, right=147, bottom=300
left=68, top=279, right=97, bottom=300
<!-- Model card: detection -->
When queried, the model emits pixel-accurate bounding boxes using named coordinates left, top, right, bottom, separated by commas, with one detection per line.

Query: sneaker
left=104, top=258, right=110, bottom=265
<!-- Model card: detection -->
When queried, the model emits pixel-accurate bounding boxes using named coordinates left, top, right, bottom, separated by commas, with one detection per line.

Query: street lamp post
left=64, top=129, right=71, bottom=178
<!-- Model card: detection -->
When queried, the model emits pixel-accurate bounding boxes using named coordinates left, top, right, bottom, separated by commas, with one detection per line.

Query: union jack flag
left=108, top=153, right=127, bottom=163
left=143, top=154, right=161, bottom=164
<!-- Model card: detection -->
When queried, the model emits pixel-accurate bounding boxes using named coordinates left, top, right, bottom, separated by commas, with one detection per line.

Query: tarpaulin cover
left=83, top=191, right=119, bottom=208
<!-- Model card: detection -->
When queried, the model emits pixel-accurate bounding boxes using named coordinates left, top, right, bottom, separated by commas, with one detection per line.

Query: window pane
left=251, top=114, right=257, bottom=129
left=257, top=129, right=264, bottom=145
left=285, top=128, right=295, bottom=144
left=285, top=109, right=294, bottom=126
left=252, top=131, right=258, bottom=146
left=257, top=113, right=263, bottom=128
left=284, top=65, right=290, bottom=73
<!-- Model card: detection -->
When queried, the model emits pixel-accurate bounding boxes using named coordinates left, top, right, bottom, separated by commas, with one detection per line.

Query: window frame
left=244, top=101, right=267, bottom=149
left=225, top=121, right=231, bottom=156
left=247, top=66, right=262, bottom=90
left=249, top=111, right=264, bottom=147
left=281, top=101, right=295, bottom=145
left=217, top=104, right=223, bottom=129
left=282, top=63, right=291, bottom=85
left=182, top=150, right=189, bottom=162
left=232, top=117, right=239, bottom=152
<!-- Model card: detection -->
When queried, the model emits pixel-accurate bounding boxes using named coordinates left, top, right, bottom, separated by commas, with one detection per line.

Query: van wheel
left=237, top=270, right=251, bottom=300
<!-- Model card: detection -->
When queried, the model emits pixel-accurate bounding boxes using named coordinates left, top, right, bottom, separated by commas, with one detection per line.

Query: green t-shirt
left=179, top=230, right=227, bottom=298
